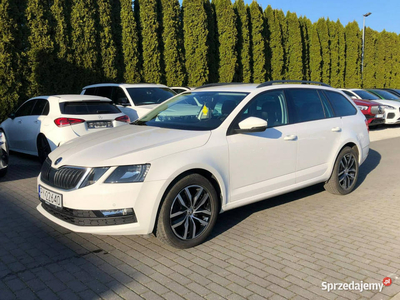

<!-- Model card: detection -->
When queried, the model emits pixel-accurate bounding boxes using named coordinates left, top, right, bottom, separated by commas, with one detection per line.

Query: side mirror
left=9, top=113, right=15, bottom=120
left=236, top=117, right=268, bottom=133
left=118, top=98, right=130, bottom=106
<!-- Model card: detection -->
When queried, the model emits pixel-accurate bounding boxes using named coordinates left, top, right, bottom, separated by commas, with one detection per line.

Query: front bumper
left=384, top=108, right=400, bottom=124
left=36, top=175, right=166, bottom=235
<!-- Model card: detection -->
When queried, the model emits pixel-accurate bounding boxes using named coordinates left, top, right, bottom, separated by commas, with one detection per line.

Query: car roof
left=82, top=83, right=169, bottom=89
left=30, top=95, right=112, bottom=102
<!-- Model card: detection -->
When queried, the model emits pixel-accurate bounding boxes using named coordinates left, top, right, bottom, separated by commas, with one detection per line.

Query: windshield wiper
left=131, top=120, right=147, bottom=126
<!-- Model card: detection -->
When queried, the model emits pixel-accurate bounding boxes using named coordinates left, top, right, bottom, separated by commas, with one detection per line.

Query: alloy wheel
left=338, top=153, right=357, bottom=190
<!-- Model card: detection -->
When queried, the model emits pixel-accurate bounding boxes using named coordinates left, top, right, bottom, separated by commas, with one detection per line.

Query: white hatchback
left=0, top=95, right=130, bottom=162
left=37, top=82, right=369, bottom=248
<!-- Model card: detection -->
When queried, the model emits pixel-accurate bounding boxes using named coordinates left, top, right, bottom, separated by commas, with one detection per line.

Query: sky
left=246, top=0, right=400, bottom=34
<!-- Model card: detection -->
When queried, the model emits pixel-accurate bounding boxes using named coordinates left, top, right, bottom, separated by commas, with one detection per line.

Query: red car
left=353, top=99, right=385, bottom=127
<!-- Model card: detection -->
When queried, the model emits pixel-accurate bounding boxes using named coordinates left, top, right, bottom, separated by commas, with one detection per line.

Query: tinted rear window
left=60, top=101, right=121, bottom=115
left=126, top=88, right=176, bottom=106
left=325, top=91, right=357, bottom=116
left=285, top=89, right=325, bottom=123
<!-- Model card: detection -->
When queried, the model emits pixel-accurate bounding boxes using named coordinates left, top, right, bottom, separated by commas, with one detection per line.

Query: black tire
left=37, top=134, right=51, bottom=164
left=155, top=174, right=219, bottom=248
left=324, top=146, right=359, bottom=195
left=0, top=130, right=8, bottom=177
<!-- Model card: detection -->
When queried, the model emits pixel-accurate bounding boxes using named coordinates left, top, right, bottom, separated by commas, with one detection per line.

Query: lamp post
left=361, top=12, right=371, bottom=84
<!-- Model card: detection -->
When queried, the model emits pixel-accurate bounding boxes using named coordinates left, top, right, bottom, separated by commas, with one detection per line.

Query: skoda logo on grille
left=55, top=157, right=63, bottom=166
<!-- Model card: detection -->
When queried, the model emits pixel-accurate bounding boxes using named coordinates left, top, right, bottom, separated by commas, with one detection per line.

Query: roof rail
left=194, top=82, right=249, bottom=90
left=257, top=80, right=331, bottom=88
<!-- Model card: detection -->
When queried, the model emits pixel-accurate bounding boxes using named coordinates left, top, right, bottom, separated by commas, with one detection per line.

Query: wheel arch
left=152, top=167, right=225, bottom=234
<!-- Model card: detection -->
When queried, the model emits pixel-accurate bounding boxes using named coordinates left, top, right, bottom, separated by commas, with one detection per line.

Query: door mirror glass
left=236, top=117, right=268, bottom=133
left=118, top=97, right=130, bottom=106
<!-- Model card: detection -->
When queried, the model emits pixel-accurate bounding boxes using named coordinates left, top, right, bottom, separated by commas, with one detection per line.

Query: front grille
left=387, top=113, right=395, bottom=119
left=41, top=158, right=87, bottom=190
left=41, top=201, right=137, bottom=226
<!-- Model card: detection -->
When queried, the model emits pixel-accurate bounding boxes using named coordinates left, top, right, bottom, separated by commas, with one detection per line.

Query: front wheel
left=155, top=174, right=219, bottom=248
left=324, top=146, right=359, bottom=195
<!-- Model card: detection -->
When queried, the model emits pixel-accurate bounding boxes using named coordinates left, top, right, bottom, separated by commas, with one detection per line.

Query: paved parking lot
left=1, top=129, right=400, bottom=300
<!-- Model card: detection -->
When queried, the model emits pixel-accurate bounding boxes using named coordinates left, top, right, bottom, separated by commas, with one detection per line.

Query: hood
left=353, top=99, right=380, bottom=107
left=371, top=99, right=400, bottom=108
left=48, top=125, right=211, bottom=167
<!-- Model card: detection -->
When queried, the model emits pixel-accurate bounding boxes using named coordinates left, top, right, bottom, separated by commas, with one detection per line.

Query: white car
left=37, top=82, right=369, bottom=248
left=0, top=95, right=130, bottom=163
left=81, top=83, right=176, bottom=121
left=0, top=130, right=8, bottom=177
left=170, top=86, right=193, bottom=94
left=341, top=89, right=400, bottom=124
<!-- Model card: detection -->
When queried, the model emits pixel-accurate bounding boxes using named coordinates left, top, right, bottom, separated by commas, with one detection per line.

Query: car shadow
left=0, top=152, right=41, bottom=183
left=210, top=147, right=381, bottom=240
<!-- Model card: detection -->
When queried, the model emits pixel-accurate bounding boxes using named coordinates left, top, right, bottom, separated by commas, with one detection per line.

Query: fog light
left=99, top=208, right=134, bottom=217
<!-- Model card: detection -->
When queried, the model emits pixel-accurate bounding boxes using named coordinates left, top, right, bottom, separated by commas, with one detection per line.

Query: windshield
left=353, top=90, right=380, bottom=100
left=133, top=92, right=249, bottom=130
left=126, top=88, right=176, bottom=106
left=370, top=89, right=400, bottom=100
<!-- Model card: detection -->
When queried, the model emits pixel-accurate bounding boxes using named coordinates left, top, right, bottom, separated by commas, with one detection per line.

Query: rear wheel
left=37, top=134, right=51, bottom=164
left=324, top=146, right=359, bottom=195
left=155, top=174, right=219, bottom=248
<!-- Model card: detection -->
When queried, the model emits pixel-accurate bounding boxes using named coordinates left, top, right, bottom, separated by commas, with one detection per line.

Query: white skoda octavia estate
left=37, top=81, right=370, bottom=248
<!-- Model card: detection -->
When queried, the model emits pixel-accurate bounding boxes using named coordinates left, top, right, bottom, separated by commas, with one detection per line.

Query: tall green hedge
left=2, top=0, right=400, bottom=121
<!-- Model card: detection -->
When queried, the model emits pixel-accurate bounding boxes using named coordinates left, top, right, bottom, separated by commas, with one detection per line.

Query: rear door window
left=60, top=101, right=121, bottom=115
left=83, top=88, right=97, bottom=95
left=95, top=86, right=113, bottom=99
left=285, top=89, right=326, bottom=123
left=324, top=91, right=357, bottom=117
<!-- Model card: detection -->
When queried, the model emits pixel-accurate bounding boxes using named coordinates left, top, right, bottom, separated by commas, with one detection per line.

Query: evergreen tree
left=214, top=0, right=237, bottom=82
left=389, top=33, right=400, bottom=88
left=309, top=23, right=322, bottom=82
left=51, top=0, right=75, bottom=93
left=137, top=0, right=162, bottom=83
left=337, top=20, right=346, bottom=88
left=204, top=0, right=218, bottom=83
left=182, top=0, right=209, bottom=86
left=121, top=0, right=141, bottom=83
left=285, top=12, right=303, bottom=80
left=275, top=9, right=287, bottom=79
left=160, top=0, right=185, bottom=86
left=363, top=27, right=378, bottom=88
left=299, top=16, right=312, bottom=81
left=328, top=20, right=339, bottom=87
left=0, top=0, right=21, bottom=120
left=265, top=6, right=284, bottom=80
left=344, top=21, right=361, bottom=88
left=26, top=0, right=54, bottom=97
left=71, top=0, right=99, bottom=87
left=249, top=1, right=266, bottom=83
left=233, top=0, right=251, bottom=82
left=97, top=0, right=118, bottom=81
left=375, top=30, right=390, bottom=88
left=316, top=18, right=330, bottom=84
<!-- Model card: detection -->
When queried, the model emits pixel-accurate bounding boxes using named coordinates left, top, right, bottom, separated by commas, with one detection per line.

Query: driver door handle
left=331, top=127, right=342, bottom=132
left=18, top=120, right=22, bottom=124
left=284, top=135, right=297, bottom=141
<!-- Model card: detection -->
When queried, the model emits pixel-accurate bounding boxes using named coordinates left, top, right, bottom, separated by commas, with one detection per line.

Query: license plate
left=39, top=185, right=63, bottom=208
left=87, top=121, right=113, bottom=129
left=376, top=114, right=384, bottom=118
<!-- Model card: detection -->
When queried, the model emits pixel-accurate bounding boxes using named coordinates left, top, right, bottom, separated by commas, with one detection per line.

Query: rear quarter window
left=60, top=101, right=121, bottom=115
left=325, top=91, right=357, bottom=117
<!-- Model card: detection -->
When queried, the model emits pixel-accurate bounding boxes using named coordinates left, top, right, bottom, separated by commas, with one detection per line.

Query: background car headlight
left=80, top=167, right=109, bottom=188
left=357, top=105, right=368, bottom=111
left=384, top=105, right=395, bottom=110
left=105, top=164, right=150, bottom=183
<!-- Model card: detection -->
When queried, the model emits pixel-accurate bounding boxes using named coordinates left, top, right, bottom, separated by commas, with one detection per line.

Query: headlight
left=357, top=105, right=368, bottom=111
left=384, top=105, right=395, bottom=110
left=105, top=164, right=150, bottom=183
left=80, top=167, right=109, bottom=188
